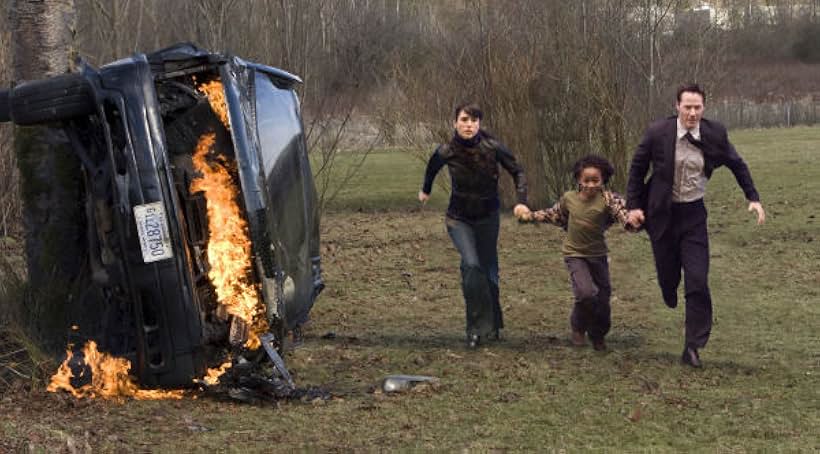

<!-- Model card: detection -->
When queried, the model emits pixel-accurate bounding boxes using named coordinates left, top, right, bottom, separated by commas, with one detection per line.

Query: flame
left=191, top=79, right=269, bottom=349
left=47, top=79, right=267, bottom=399
left=202, top=361, right=232, bottom=386
left=198, top=80, right=230, bottom=129
left=47, top=341, right=183, bottom=400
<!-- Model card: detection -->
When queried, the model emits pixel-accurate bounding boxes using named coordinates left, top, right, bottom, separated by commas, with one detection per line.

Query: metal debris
left=381, top=375, right=439, bottom=393
left=201, top=344, right=332, bottom=404
left=260, top=333, right=294, bottom=388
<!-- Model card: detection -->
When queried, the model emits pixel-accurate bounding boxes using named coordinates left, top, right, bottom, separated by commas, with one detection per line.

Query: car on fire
left=0, top=43, right=323, bottom=388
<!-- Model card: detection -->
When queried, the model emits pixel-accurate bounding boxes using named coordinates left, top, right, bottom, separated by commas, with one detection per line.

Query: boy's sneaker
left=571, top=330, right=586, bottom=346
left=592, top=339, right=607, bottom=351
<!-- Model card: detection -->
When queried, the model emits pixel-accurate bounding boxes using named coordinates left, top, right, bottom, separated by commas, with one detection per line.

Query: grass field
left=1, top=127, right=819, bottom=451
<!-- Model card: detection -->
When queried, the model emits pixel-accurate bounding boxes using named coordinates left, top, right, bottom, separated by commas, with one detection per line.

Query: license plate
left=133, top=202, right=174, bottom=263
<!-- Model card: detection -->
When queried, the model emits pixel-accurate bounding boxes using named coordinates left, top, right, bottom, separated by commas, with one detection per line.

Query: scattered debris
left=260, top=333, right=294, bottom=388
left=628, top=403, right=645, bottom=422
left=496, top=391, right=521, bottom=403
left=381, top=374, right=439, bottom=393
left=202, top=351, right=332, bottom=404
left=401, top=271, right=414, bottom=290
left=183, top=415, right=212, bottom=432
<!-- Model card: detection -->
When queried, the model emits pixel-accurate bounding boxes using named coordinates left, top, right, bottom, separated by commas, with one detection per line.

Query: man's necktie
left=683, top=131, right=703, bottom=149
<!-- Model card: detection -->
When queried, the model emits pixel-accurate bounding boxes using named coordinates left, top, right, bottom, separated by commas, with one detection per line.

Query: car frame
left=0, top=43, right=324, bottom=388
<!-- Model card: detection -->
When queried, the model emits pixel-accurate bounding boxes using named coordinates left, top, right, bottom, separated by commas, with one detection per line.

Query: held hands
left=419, top=196, right=537, bottom=222
left=513, top=204, right=533, bottom=222
left=626, top=209, right=645, bottom=229
left=748, top=201, right=766, bottom=225
left=516, top=208, right=549, bottom=223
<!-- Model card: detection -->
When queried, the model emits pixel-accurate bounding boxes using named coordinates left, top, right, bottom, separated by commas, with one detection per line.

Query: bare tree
left=0, top=9, right=19, bottom=238
left=11, top=0, right=77, bottom=81
left=3, top=0, right=812, bottom=225
left=10, top=0, right=82, bottom=349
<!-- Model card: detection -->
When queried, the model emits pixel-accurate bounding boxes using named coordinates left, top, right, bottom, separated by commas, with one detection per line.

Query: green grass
left=314, top=147, right=450, bottom=212
left=2, top=127, right=819, bottom=451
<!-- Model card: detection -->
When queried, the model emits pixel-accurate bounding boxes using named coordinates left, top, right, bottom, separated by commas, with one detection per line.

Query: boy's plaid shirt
left=532, top=190, right=632, bottom=231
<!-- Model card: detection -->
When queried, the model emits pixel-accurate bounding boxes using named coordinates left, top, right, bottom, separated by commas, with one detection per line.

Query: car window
left=254, top=73, right=302, bottom=175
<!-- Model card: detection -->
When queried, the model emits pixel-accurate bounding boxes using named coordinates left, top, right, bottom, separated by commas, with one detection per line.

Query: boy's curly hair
left=572, top=154, right=615, bottom=184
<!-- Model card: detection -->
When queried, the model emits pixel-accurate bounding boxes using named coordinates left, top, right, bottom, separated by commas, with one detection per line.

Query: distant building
left=679, top=1, right=819, bottom=30
left=676, top=6, right=713, bottom=32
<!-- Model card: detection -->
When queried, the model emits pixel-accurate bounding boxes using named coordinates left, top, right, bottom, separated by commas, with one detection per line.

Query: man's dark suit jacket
left=626, top=116, right=760, bottom=240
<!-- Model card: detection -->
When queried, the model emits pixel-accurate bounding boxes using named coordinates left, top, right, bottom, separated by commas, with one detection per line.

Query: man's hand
left=418, top=191, right=430, bottom=204
left=513, top=204, right=532, bottom=221
left=748, top=201, right=765, bottom=225
left=626, top=209, right=645, bottom=228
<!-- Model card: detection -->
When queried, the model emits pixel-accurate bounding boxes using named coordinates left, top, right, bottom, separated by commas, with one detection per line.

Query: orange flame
left=47, top=79, right=264, bottom=399
left=202, top=361, right=232, bottom=386
left=47, top=341, right=183, bottom=400
left=198, top=80, right=230, bottom=129
left=191, top=79, right=269, bottom=349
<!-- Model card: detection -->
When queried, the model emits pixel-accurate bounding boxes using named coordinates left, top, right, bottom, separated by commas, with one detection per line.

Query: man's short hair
left=454, top=102, right=483, bottom=120
left=677, top=84, right=706, bottom=103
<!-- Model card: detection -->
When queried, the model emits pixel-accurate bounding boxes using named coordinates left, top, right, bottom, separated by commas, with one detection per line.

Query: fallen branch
left=2, top=363, right=31, bottom=379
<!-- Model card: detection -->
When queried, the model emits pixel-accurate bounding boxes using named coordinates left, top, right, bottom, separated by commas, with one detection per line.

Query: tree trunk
left=11, top=0, right=81, bottom=352
left=11, top=0, right=77, bottom=81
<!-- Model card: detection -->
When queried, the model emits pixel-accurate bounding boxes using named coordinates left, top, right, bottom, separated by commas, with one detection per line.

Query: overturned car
left=0, top=43, right=323, bottom=388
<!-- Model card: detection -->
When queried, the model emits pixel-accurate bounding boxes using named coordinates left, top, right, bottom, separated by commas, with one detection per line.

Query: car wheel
left=9, top=74, right=96, bottom=126
left=0, top=90, right=10, bottom=123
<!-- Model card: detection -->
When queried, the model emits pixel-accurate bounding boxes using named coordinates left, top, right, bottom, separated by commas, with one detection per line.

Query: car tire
left=9, top=74, right=96, bottom=126
left=0, top=90, right=10, bottom=122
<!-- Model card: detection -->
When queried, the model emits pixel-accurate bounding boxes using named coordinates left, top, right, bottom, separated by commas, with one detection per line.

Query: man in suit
left=625, top=84, right=765, bottom=368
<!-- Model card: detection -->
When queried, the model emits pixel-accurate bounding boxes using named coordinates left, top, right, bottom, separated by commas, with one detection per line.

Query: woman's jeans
left=445, top=212, right=501, bottom=338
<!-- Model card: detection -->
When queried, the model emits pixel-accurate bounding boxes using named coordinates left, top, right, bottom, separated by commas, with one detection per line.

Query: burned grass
left=0, top=127, right=819, bottom=451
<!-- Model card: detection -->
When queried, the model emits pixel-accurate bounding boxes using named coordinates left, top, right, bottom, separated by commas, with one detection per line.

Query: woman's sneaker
left=467, top=333, right=480, bottom=349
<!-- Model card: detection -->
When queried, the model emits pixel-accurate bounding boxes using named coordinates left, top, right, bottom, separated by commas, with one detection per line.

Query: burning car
left=0, top=43, right=323, bottom=388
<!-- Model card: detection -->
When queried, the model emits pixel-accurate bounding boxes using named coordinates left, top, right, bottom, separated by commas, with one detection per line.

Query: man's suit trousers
left=649, top=199, right=712, bottom=348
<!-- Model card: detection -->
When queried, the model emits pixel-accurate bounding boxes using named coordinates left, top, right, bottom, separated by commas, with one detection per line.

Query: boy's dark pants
left=446, top=213, right=501, bottom=338
left=649, top=199, right=712, bottom=349
left=564, top=256, right=611, bottom=341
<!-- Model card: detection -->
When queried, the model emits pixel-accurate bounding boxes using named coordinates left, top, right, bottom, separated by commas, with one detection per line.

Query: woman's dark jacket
left=422, top=132, right=527, bottom=221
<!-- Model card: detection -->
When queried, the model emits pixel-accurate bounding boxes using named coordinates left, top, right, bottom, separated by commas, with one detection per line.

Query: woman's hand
left=418, top=191, right=430, bottom=204
left=513, top=204, right=532, bottom=221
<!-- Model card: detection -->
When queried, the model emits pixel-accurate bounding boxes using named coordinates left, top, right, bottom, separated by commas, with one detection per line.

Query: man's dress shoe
left=681, top=346, right=702, bottom=368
